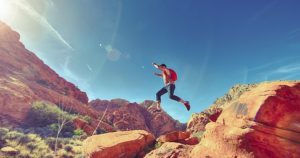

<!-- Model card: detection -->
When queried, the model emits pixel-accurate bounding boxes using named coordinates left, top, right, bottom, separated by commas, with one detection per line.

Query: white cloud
left=247, top=57, right=300, bottom=82
left=276, top=64, right=300, bottom=73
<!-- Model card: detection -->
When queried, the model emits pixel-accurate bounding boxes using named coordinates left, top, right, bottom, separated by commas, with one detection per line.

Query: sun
left=0, top=0, right=13, bottom=21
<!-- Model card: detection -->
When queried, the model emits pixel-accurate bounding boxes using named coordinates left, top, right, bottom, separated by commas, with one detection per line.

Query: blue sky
left=1, top=0, right=300, bottom=122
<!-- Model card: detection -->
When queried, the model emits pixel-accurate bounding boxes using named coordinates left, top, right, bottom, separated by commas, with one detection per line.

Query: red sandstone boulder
left=82, top=130, right=155, bottom=158
left=191, top=81, right=300, bottom=158
left=181, top=137, right=199, bottom=145
left=157, top=131, right=190, bottom=143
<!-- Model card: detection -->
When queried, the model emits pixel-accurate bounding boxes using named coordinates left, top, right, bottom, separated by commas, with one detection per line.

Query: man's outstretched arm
left=154, top=73, right=162, bottom=77
left=152, top=63, right=160, bottom=69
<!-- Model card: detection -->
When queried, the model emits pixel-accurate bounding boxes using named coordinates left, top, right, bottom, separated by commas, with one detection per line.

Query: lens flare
left=0, top=0, right=13, bottom=21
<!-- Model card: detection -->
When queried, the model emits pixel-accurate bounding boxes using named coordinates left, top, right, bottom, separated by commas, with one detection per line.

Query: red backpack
left=168, top=69, right=177, bottom=81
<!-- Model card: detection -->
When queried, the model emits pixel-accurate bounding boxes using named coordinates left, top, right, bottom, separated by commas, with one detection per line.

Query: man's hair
left=160, top=64, right=167, bottom=67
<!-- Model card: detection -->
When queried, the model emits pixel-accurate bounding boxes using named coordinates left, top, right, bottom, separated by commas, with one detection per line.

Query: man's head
left=159, top=64, right=167, bottom=70
left=160, top=64, right=167, bottom=68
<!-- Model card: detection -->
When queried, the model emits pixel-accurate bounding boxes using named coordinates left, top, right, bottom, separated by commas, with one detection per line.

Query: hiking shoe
left=184, top=101, right=190, bottom=111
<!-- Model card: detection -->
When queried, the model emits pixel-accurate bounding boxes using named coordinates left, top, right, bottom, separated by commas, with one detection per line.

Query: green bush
left=44, top=154, right=55, bottom=158
left=0, top=128, right=9, bottom=137
left=19, top=135, right=31, bottom=144
left=27, top=101, right=75, bottom=127
left=192, top=131, right=204, bottom=142
left=0, top=129, right=52, bottom=158
left=81, top=115, right=92, bottom=123
left=26, top=142, right=37, bottom=151
left=18, top=150, right=31, bottom=158
left=0, top=128, right=84, bottom=158
left=45, top=138, right=62, bottom=151
left=4, top=130, right=24, bottom=140
left=73, top=129, right=84, bottom=136
left=49, top=124, right=59, bottom=131
left=154, top=142, right=162, bottom=149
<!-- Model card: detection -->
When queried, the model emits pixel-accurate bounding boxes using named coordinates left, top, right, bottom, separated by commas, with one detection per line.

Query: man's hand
left=152, top=63, right=159, bottom=69
left=154, top=73, right=162, bottom=77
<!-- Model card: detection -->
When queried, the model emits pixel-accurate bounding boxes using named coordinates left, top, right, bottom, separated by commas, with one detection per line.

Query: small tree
left=92, top=104, right=109, bottom=135
left=54, top=97, right=77, bottom=155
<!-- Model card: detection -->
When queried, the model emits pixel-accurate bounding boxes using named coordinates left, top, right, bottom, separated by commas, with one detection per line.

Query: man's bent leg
left=156, top=87, right=168, bottom=109
left=168, top=84, right=190, bottom=111
left=168, top=84, right=182, bottom=102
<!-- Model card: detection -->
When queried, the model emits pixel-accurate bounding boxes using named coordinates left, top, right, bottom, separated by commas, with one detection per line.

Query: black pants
left=156, top=83, right=181, bottom=102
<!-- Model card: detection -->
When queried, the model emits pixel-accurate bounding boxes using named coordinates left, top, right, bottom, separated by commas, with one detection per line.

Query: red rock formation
left=82, top=130, right=155, bottom=158
left=187, top=84, right=256, bottom=133
left=157, top=131, right=190, bottom=143
left=89, top=99, right=185, bottom=137
left=157, top=131, right=199, bottom=146
left=0, top=21, right=96, bottom=127
left=145, top=142, right=193, bottom=158
left=191, top=81, right=300, bottom=158
left=73, top=118, right=95, bottom=135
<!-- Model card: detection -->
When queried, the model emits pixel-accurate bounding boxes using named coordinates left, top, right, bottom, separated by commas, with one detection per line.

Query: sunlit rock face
left=145, top=142, right=192, bottom=158
left=187, top=84, right=257, bottom=134
left=191, top=81, right=300, bottom=158
left=89, top=99, right=186, bottom=137
left=0, top=21, right=95, bottom=127
left=82, top=130, right=155, bottom=158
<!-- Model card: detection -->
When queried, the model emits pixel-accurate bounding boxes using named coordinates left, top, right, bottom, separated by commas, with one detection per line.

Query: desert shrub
left=24, top=123, right=75, bottom=138
left=73, top=129, right=84, bottom=136
left=61, top=152, right=73, bottom=158
left=81, top=115, right=92, bottom=123
left=154, top=142, right=162, bottom=149
left=1, top=129, right=52, bottom=158
left=4, top=130, right=24, bottom=140
left=0, top=128, right=9, bottom=136
left=45, top=138, right=62, bottom=150
left=27, top=101, right=75, bottom=127
left=49, top=123, right=59, bottom=131
left=44, top=154, right=55, bottom=158
left=64, top=145, right=73, bottom=152
left=26, top=142, right=37, bottom=151
left=61, top=124, right=76, bottom=138
left=0, top=128, right=84, bottom=158
left=192, top=131, right=204, bottom=141
left=0, top=128, right=9, bottom=144
left=19, top=135, right=31, bottom=144
left=25, top=101, right=79, bottom=138
left=18, top=150, right=31, bottom=158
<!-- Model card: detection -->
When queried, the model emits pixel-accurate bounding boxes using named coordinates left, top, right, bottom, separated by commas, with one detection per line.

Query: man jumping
left=152, top=63, right=190, bottom=111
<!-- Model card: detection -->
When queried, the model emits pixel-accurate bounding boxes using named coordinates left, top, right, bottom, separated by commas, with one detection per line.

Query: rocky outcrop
left=0, top=21, right=97, bottom=127
left=145, top=142, right=192, bottom=158
left=82, top=130, right=155, bottom=158
left=157, top=131, right=199, bottom=145
left=89, top=99, right=185, bottom=137
left=191, top=81, right=300, bottom=158
left=187, top=84, right=257, bottom=133
left=73, top=118, right=95, bottom=135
